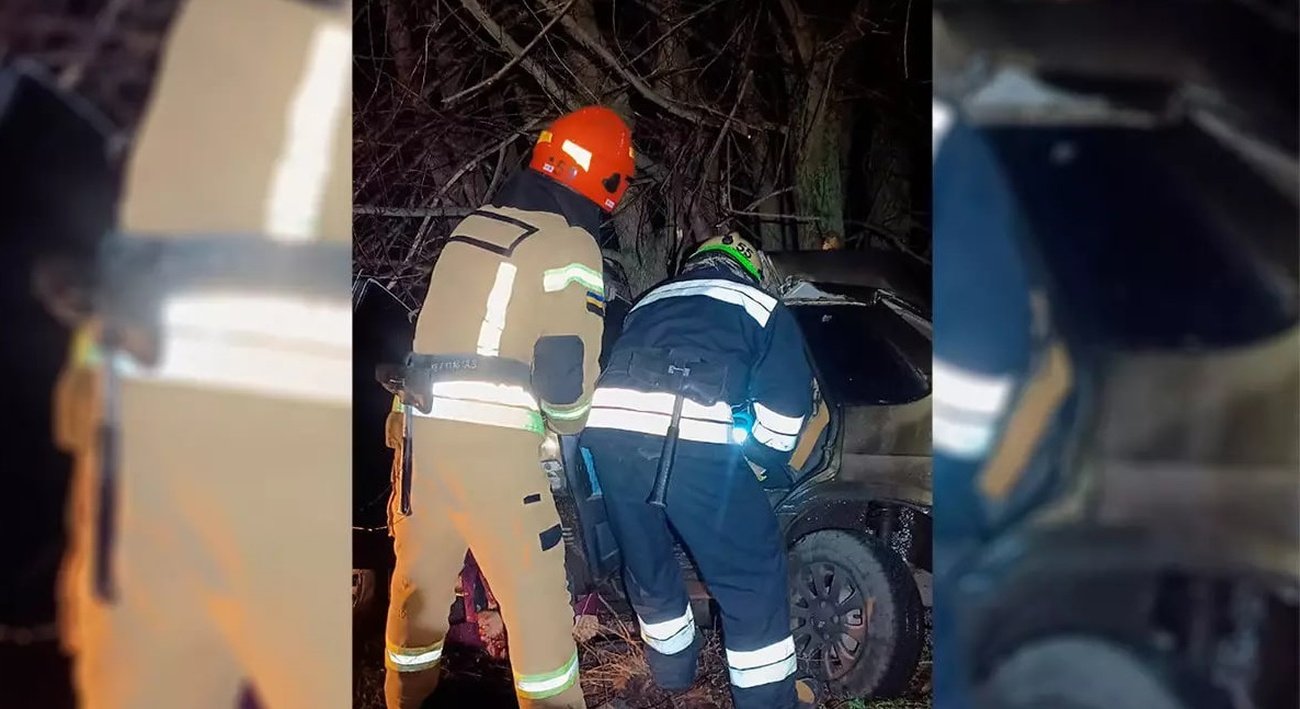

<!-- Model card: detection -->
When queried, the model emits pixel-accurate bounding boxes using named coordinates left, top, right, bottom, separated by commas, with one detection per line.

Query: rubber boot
left=518, top=682, right=587, bottom=709
left=794, top=677, right=820, bottom=708
left=384, top=667, right=441, bottom=709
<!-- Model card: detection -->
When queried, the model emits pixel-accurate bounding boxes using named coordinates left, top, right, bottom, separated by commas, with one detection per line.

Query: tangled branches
left=0, top=0, right=185, bottom=154
left=354, top=0, right=928, bottom=309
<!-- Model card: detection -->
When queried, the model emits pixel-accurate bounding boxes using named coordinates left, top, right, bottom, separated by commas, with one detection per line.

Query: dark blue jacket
left=601, top=264, right=814, bottom=474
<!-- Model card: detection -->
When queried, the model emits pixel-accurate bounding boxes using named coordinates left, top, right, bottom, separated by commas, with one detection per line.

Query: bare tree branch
left=549, top=3, right=767, bottom=135
left=458, top=0, right=579, bottom=110
left=57, top=0, right=132, bottom=90
left=442, top=0, right=578, bottom=107
left=436, top=122, right=537, bottom=198
left=727, top=208, right=820, bottom=223
left=742, top=186, right=796, bottom=211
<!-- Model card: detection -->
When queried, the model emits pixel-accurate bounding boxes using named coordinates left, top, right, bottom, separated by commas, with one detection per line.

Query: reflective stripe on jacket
left=411, top=205, right=605, bottom=435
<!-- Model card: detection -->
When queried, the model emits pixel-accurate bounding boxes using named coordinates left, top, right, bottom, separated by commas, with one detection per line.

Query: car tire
left=353, top=568, right=385, bottom=624
left=975, top=636, right=1193, bottom=709
left=789, top=530, right=924, bottom=699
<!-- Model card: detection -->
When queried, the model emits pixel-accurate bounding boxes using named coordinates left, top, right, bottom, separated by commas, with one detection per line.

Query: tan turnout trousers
left=385, top=205, right=606, bottom=709
left=55, top=0, right=353, bottom=707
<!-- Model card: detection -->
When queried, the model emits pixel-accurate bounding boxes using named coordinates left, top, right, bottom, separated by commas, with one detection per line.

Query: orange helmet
left=529, top=106, right=635, bottom=213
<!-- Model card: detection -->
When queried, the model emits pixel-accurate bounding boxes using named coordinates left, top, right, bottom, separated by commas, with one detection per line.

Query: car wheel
left=353, top=568, right=383, bottom=622
left=789, top=530, right=924, bottom=698
left=975, top=637, right=1194, bottom=709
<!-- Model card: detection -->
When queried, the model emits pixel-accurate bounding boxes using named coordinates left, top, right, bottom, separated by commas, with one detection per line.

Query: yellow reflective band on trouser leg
left=385, top=640, right=444, bottom=673
left=514, top=651, right=580, bottom=699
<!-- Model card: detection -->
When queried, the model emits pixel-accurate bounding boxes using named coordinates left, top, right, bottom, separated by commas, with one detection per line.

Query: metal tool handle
left=646, top=391, right=685, bottom=509
left=399, top=404, right=413, bottom=515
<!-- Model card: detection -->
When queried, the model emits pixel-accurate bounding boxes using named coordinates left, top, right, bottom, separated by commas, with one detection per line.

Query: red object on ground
left=451, top=551, right=604, bottom=661
left=455, top=551, right=507, bottom=659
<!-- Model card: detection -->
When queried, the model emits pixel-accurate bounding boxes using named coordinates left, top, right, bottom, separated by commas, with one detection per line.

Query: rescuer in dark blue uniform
left=931, top=103, right=1038, bottom=709
left=579, top=234, right=815, bottom=709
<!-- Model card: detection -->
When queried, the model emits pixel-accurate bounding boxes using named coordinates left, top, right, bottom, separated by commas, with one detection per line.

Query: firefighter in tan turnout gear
left=384, top=106, right=634, bottom=708
left=52, top=0, right=353, bottom=707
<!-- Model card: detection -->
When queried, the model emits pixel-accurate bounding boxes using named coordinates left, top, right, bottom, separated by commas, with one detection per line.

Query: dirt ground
left=353, top=594, right=932, bottom=709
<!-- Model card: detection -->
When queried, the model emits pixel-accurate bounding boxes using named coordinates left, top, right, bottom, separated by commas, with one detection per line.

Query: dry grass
left=354, top=593, right=933, bottom=708
left=573, top=593, right=932, bottom=709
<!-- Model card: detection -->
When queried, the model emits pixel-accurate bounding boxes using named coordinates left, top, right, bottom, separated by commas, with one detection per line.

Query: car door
left=785, top=286, right=933, bottom=503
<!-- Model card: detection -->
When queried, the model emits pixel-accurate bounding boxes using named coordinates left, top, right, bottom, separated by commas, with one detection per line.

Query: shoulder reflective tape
left=633, top=279, right=776, bottom=326
left=591, top=387, right=733, bottom=422
left=476, top=262, right=518, bottom=357
left=114, top=292, right=349, bottom=404
left=266, top=23, right=350, bottom=242
left=515, top=651, right=580, bottom=699
left=543, top=263, right=604, bottom=293
left=411, top=398, right=545, bottom=435
left=430, top=380, right=538, bottom=409
left=560, top=139, right=593, bottom=172
left=638, top=605, right=696, bottom=655
left=585, top=408, right=732, bottom=444
left=726, top=636, right=797, bottom=689
left=932, top=359, right=1014, bottom=460
left=385, top=640, right=443, bottom=673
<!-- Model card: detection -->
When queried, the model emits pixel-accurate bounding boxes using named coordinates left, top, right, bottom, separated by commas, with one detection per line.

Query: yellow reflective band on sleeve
left=72, top=325, right=103, bottom=367
left=385, top=641, right=443, bottom=673
left=543, top=263, right=604, bottom=294
left=541, top=399, right=591, bottom=421
left=515, top=651, right=580, bottom=699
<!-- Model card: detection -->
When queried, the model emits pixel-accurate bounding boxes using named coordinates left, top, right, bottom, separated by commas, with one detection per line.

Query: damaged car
left=354, top=250, right=934, bottom=700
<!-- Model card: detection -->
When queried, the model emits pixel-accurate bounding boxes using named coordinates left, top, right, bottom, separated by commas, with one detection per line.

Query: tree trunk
left=863, top=120, right=913, bottom=254
left=793, top=58, right=847, bottom=250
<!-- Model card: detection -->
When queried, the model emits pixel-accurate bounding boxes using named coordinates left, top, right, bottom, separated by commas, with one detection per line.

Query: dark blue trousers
left=581, top=429, right=797, bottom=709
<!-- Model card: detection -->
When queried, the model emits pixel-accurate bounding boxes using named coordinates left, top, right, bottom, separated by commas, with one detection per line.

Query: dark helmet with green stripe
left=685, top=233, right=777, bottom=292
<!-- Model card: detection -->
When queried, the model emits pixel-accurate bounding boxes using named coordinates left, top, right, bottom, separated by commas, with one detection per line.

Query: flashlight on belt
left=731, top=406, right=753, bottom=445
